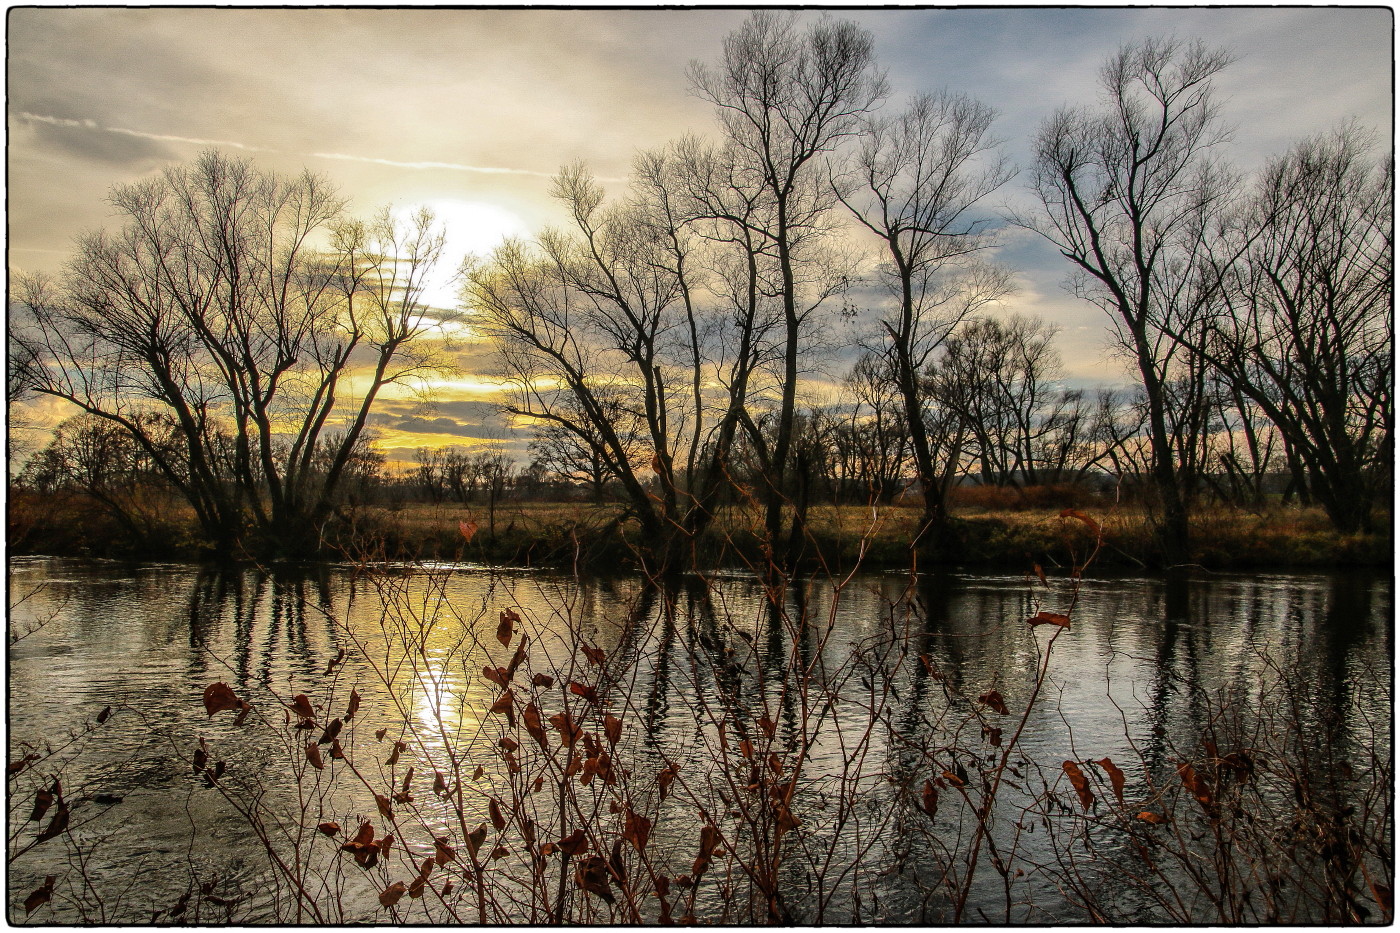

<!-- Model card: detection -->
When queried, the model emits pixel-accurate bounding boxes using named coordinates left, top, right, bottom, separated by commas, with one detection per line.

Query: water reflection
left=7, top=559, right=1391, bottom=924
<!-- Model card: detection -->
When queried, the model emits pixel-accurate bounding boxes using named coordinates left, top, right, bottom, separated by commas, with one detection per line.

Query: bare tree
left=836, top=89, right=1012, bottom=548
left=1022, top=38, right=1235, bottom=565
left=1207, top=126, right=1392, bottom=532
left=836, top=352, right=908, bottom=502
left=17, top=412, right=179, bottom=545
left=690, top=10, right=888, bottom=573
left=926, top=314, right=1061, bottom=489
left=10, top=150, right=449, bottom=557
left=465, top=162, right=703, bottom=571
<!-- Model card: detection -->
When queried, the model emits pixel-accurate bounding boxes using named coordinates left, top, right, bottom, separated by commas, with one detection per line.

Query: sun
left=396, top=199, right=530, bottom=311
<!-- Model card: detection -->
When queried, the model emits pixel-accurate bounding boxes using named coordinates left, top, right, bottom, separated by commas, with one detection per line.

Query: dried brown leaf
left=289, top=694, right=316, bottom=720
left=1097, top=757, right=1126, bottom=805
left=978, top=689, right=1010, bottom=715
left=1027, top=611, right=1072, bottom=629
left=203, top=683, right=242, bottom=717
left=1062, top=760, right=1094, bottom=810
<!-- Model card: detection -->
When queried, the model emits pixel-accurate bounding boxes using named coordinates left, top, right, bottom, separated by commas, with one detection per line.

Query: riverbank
left=9, top=489, right=1389, bottom=571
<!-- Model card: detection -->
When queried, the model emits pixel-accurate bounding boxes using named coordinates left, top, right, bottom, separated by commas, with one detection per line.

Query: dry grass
left=7, top=487, right=1388, bottom=570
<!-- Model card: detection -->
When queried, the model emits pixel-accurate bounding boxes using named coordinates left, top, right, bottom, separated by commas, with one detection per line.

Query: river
left=7, top=557, right=1392, bottom=924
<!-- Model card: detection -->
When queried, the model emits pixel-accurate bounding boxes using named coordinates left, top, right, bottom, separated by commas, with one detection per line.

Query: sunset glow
left=8, top=7, right=1391, bottom=467
left=398, top=199, right=530, bottom=311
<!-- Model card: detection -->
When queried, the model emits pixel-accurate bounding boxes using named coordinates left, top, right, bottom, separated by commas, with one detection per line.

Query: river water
left=7, top=557, right=1392, bottom=924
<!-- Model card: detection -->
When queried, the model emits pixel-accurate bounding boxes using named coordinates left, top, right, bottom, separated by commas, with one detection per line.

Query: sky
left=7, top=5, right=1393, bottom=468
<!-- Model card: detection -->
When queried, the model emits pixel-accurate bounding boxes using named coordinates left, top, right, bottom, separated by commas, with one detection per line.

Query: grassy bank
left=10, top=487, right=1387, bottom=571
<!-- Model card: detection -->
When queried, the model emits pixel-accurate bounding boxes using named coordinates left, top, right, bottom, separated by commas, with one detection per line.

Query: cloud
left=16, top=110, right=580, bottom=180
left=310, top=150, right=576, bottom=180
left=18, top=112, right=175, bottom=165
left=372, top=410, right=509, bottom=441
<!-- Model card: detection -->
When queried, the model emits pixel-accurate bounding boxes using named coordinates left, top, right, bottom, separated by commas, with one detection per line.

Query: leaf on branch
left=433, top=771, right=449, bottom=796
left=603, top=714, right=623, bottom=746
left=1033, top=563, right=1049, bottom=587
left=30, top=785, right=55, bottom=823
left=624, top=809, right=652, bottom=852
left=459, top=519, right=479, bottom=542
left=549, top=711, right=582, bottom=748
left=569, top=681, right=600, bottom=703
left=1027, top=611, right=1072, bottom=629
left=506, top=639, right=529, bottom=679
left=466, top=824, right=488, bottom=860
left=581, top=644, right=606, bottom=667
left=1062, top=761, right=1094, bottom=810
left=1136, top=811, right=1166, bottom=825
left=1097, top=757, right=1126, bottom=805
left=556, top=828, right=587, bottom=856
left=8, top=753, right=38, bottom=777
left=96, top=705, right=112, bottom=724
left=692, top=824, right=722, bottom=877
left=36, top=801, right=69, bottom=842
left=323, top=646, right=346, bottom=676
left=339, top=822, right=381, bottom=867
left=203, top=683, right=242, bottom=717
left=379, top=882, right=407, bottom=908
left=920, top=779, right=939, bottom=817
left=305, top=742, right=324, bottom=771
left=575, top=854, right=615, bottom=903
left=490, top=690, right=516, bottom=728
left=978, top=689, right=1010, bottom=715
left=489, top=798, right=506, bottom=831
left=1177, top=762, right=1213, bottom=807
left=531, top=673, right=554, bottom=689
left=289, top=694, right=316, bottom=721
left=523, top=702, right=548, bottom=750
left=317, top=718, right=343, bottom=745
left=497, top=610, right=515, bottom=646
left=317, top=821, right=340, bottom=836
left=374, top=794, right=394, bottom=819
left=23, top=876, right=56, bottom=915
left=1060, top=508, right=1101, bottom=536
left=345, top=689, right=361, bottom=722
left=658, top=762, right=680, bottom=802
left=434, top=836, right=457, bottom=865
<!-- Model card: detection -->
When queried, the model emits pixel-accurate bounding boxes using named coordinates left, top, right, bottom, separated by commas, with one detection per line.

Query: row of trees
left=10, top=153, right=453, bottom=557
left=10, top=15, right=1391, bottom=569
left=465, top=17, right=1390, bottom=570
left=1024, top=39, right=1391, bottom=559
